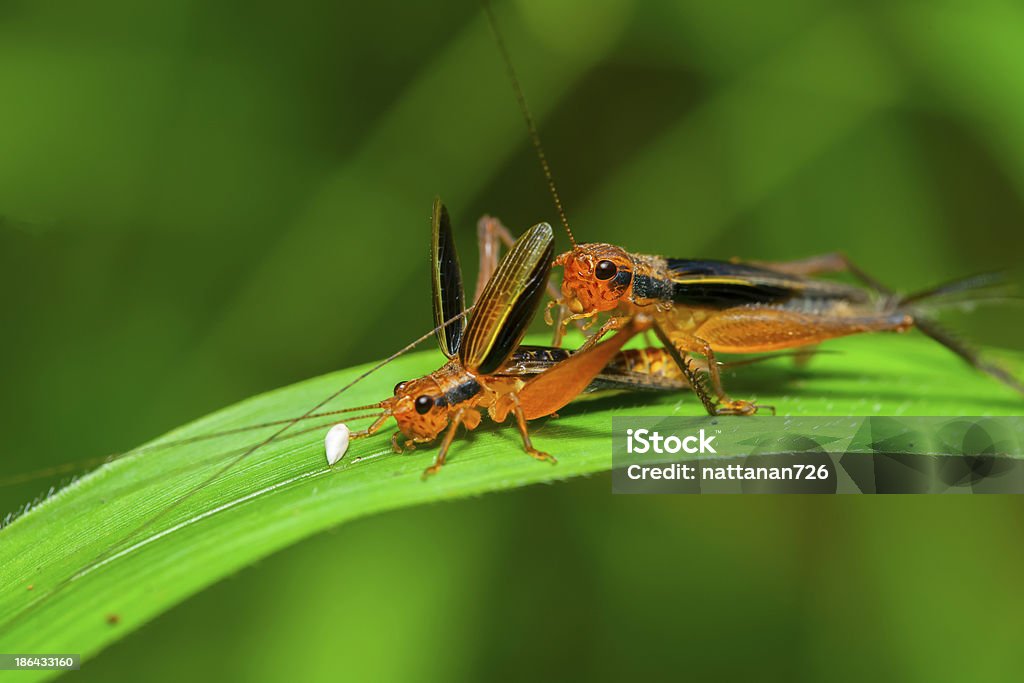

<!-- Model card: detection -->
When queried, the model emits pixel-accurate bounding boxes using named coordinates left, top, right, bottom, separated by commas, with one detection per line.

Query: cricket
left=479, top=1, right=1024, bottom=417
left=0, top=199, right=685, bottom=491
left=4, top=0, right=1022, bottom=498
left=321, top=199, right=826, bottom=475
left=4, top=3, right=1024, bottom=660
left=315, top=200, right=658, bottom=478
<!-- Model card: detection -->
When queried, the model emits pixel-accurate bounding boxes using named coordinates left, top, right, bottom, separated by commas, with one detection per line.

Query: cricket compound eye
left=394, top=381, right=408, bottom=395
left=414, top=395, right=433, bottom=414
left=595, top=260, right=618, bottom=281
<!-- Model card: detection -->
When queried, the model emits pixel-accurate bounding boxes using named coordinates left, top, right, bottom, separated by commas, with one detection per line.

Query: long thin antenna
left=106, top=306, right=473, bottom=535
left=483, top=0, right=576, bottom=247
left=3, top=308, right=473, bottom=626
left=0, top=406, right=383, bottom=488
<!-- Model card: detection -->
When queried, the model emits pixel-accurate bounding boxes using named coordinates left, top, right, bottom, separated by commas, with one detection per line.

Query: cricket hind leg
left=914, top=318, right=1024, bottom=395
left=516, top=314, right=655, bottom=420
left=685, top=307, right=914, bottom=412
left=647, top=306, right=915, bottom=415
left=742, top=253, right=898, bottom=367
left=740, top=255, right=1024, bottom=393
left=694, top=307, right=913, bottom=355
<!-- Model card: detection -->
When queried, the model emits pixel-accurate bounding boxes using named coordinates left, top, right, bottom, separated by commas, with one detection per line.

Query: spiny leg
left=649, top=322, right=721, bottom=415
left=649, top=322, right=758, bottom=415
left=422, top=409, right=465, bottom=479
left=914, top=319, right=1024, bottom=395
left=686, top=333, right=759, bottom=415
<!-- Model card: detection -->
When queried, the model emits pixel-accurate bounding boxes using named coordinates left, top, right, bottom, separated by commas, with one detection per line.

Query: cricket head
left=554, top=243, right=635, bottom=315
left=386, top=376, right=451, bottom=443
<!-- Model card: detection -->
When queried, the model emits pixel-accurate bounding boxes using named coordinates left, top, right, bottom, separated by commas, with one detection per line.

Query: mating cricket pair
left=324, top=199, right=692, bottom=478
left=322, top=196, right=1024, bottom=478
left=317, top=3, right=1024, bottom=477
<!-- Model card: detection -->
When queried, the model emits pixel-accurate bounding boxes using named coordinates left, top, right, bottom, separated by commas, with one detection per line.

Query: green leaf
left=1, top=332, right=1021, bottom=678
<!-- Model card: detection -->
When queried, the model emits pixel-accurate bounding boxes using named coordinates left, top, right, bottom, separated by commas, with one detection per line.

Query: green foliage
left=3, top=0, right=1024, bottom=679
left=1, top=332, right=1021, bottom=677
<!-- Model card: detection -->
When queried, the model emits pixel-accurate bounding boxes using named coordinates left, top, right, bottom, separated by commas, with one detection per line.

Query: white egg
left=325, top=423, right=351, bottom=466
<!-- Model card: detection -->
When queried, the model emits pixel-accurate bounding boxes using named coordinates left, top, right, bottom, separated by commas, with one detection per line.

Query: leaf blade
left=0, top=332, right=1021, bottom=675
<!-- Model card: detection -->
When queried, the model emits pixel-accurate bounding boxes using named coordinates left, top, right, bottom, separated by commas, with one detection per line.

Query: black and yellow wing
left=460, top=222, right=554, bottom=375
left=431, top=198, right=466, bottom=359
left=666, top=259, right=869, bottom=308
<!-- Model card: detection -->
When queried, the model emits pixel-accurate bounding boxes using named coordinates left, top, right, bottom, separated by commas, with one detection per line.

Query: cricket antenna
left=5, top=307, right=476, bottom=621
left=483, top=0, right=577, bottom=248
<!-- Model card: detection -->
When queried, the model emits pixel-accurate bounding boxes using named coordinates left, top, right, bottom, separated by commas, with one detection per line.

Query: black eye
left=394, top=381, right=407, bottom=395
left=414, top=395, right=433, bottom=414
left=595, top=260, right=617, bottom=280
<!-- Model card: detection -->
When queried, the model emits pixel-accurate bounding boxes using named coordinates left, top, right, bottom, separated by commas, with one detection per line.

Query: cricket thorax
left=389, top=360, right=484, bottom=443
left=623, top=254, right=675, bottom=308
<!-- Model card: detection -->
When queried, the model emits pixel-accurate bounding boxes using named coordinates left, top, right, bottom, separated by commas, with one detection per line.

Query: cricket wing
left=431, top=198, right=467, bottom=358
left=460, top=222, right=554, bottom=375
left=667, top=258, right=869, bottom=309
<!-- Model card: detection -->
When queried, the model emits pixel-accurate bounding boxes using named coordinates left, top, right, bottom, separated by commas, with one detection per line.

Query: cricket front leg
left=570, top=315, right=634, bottom=353
left=391, top=432, right=415, bottom=453
left=348, top=414, right=393, bottom=442
left=544, top=302, right=604, bottom=346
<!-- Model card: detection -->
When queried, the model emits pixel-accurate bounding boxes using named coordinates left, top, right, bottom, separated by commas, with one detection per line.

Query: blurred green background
left=3, top=0, right=1024, bottom=679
